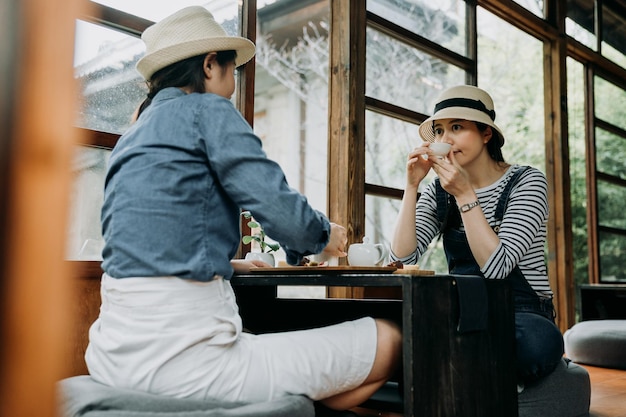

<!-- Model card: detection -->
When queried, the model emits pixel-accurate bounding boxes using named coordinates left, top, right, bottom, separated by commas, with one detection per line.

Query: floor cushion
left=58, top=375, right=315, bottom=417
left=518, top=358, right=590, bottom=417
left=360, top=358, right=590, bottom=417
left=564, top=320, right=626, bottom=369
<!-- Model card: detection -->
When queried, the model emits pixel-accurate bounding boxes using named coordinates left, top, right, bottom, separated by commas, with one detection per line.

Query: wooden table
left=231, top=271, right=518, bottom=417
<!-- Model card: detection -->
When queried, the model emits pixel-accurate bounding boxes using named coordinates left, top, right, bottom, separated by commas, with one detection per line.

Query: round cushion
left=518, top=358, right=590, bottom=417
left=564, top=320, right=626, bottom=370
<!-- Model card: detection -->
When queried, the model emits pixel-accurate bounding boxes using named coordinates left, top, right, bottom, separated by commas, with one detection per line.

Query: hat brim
left=418, top=107, right=505, bottom=146
left=136, top=36, right=256, bottom=80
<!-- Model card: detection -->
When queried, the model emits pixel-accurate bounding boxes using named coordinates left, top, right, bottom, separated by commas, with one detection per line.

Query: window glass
left=602, top=41, right=626, bottom=70
left=366, top=27, right=465, bottom=114
left=365, top=195, right=398, bottom=253
left=417, top=236, right=448, bottom=273
left=597, top=180, right=626, bottom=230
left=512, top=0, right=543, bottom=18
left=277, top=286, right=326, bottom=299
left=77, top=2, right=246, bottom=135
left=365, top=111, right=419, bottom=190
left=566, top=18, right=596, bottom=51
left=366, top=0, right=467, bottom=57
left=91, top=0, right=241, bottom=24
left=477, top=7, right=545, bottom=167
left=599, top=231, right=626, bottom=282
left=365, top=193, right=448, bottom=273
left=566, top=57, right=589, bottom=309
left=566, top=0, right=596, bottom=51
left=601, top=1, right=626, bottom=69
left=254, top=1, right=329, bottom=219
left=364, top=191, right=448, bottom=273
left=74, top=20, right=146, bottom=134
left=595, top=76, right=626, bottom=132
left=596, top=129, right=626, bottom=180
left=66, top=147, right=110, bottom=260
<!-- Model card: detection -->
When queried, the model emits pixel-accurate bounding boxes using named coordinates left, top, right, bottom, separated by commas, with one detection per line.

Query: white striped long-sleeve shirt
left=391, top=164, right=553, bottom=298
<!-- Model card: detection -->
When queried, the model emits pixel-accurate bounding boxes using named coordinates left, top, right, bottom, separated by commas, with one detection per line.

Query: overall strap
left=493, top=166, right=531, bottom=230
left=435, top=178, right=447, bottom=228
left=435, top=179, right=459, bottom=235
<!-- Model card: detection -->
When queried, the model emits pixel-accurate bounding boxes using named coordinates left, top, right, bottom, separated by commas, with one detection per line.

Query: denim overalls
left=435, top=166, right=564, bottom=383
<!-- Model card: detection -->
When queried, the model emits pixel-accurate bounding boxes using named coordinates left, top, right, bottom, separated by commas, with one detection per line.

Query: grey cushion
left=564, top=320, right=626, bottom=369
left=58, top=376, right=315, bottom=417
left=358, top=359, right=590, bottom=417
left=518, top=358, right=590, bottom=417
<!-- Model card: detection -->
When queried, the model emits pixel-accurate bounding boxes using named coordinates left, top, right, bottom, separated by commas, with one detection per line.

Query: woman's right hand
left=406, top=143, right=432, bottom=189
left=322, top=222, right=348, bottom=258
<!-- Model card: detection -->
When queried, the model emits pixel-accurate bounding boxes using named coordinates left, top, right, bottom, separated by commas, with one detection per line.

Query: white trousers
left=86, top=274, right=377, bottom=402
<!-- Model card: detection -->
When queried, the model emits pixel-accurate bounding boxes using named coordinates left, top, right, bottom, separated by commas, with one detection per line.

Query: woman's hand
left=405, top=143, right=433, bottom=189
left=322, top=223, right=348, bottom=257
left=231, top=259, right=272, bottom=274
left=430, top=150, right=474, bottom=202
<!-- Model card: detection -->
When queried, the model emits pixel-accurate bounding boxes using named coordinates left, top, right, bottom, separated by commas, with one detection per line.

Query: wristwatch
left=459, top=200, right=480, bottom=213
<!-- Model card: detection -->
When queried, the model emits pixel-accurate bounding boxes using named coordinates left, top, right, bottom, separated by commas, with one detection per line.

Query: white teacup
left=429, top=142, right=451, bottom=157
left=347, top=238, right=389, bottom=267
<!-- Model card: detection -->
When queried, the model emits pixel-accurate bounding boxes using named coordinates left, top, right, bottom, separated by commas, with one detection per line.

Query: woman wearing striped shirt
left=390, top=85, right=564, bottom=385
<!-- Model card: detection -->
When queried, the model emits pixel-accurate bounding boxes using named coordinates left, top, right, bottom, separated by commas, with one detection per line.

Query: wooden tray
left=248, top=266, right=398, bottom=274
left=393, top=269, right=435, bottom=275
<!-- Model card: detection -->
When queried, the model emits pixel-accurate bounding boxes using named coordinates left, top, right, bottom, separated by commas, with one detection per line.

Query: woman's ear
left=483, top=126, right=493, bottom=144
left=203, top=52, right=217, bottom=78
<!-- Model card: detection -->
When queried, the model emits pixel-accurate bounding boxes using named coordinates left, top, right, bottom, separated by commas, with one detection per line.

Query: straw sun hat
left=136, top=6, right=256, bottom=80
left=418, top=85, right=505, bottom=147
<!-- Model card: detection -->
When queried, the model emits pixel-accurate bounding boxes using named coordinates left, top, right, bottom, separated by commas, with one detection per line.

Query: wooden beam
left=544, top=0, right=576, bottom=331
left=237, top=0, right=257, bottom=127
left=327, top=0, right=366, bottom=298
left=585, top=67, right=600, bottom=284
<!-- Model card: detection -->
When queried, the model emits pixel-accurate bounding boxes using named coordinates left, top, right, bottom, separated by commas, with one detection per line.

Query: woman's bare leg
left=320, top=318, right=402, bottom=410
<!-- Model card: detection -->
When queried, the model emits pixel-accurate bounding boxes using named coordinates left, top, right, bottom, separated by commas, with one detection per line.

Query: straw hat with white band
left=136, top=6, right=256, bottom=81
left=418, top=85, right=505, bottom=147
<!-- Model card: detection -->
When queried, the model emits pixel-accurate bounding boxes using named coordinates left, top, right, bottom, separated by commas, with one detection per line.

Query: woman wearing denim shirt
left=86, top=6, right=401, bottom=412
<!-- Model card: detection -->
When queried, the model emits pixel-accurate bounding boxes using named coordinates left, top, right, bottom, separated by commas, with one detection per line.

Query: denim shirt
left=101, top=88, right=330, bottom=281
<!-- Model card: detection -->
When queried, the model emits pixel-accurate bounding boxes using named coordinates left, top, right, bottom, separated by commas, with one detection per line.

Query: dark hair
left=475, top=122, right=505, bottom=162
left=136, top=50, right=237, bottom=118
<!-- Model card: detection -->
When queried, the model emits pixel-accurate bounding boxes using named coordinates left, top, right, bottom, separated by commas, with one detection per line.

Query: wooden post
left=0, top=0, right=88, bottom=415
left=327, top=0, right=366, bottom=298
left=544, top=0, right=576, bottom=331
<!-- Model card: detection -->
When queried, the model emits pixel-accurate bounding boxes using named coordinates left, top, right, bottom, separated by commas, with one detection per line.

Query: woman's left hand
left=231, top=259, right=272, bottom=274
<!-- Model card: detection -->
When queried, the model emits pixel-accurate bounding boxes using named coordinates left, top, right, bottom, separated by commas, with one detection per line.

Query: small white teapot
left=347, top=237, right=389, bottom=267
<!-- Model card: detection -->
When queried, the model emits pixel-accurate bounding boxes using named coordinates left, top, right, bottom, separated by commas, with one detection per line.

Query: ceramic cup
left=429, top=142, right=452, bottom=158
left=347, top=238, right=389, bottom=267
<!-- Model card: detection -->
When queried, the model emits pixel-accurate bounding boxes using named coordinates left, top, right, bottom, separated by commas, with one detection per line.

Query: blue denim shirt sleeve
left=101, top=88, right=329, bottom=281
left=195, top=92, right=330, bottom=263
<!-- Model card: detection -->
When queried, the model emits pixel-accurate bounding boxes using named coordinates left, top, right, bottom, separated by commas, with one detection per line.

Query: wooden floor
left=351, top=364, right=626, bottom=417
left=585, top=364, right=626, bottom=417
